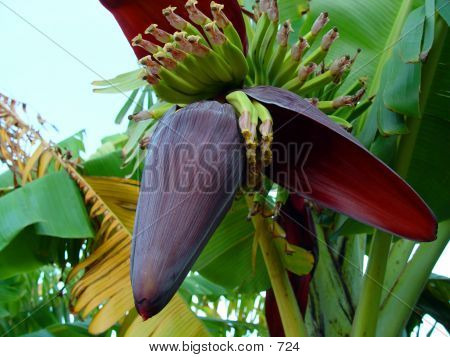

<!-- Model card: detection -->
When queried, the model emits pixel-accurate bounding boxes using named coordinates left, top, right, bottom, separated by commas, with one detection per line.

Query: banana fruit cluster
left=133, top=1, right=248, bottom=104
left=129, top=0, right=369, bottom=190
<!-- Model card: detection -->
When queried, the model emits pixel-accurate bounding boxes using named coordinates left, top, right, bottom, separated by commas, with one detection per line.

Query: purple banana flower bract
left=131, top=102, right=243, bottom=319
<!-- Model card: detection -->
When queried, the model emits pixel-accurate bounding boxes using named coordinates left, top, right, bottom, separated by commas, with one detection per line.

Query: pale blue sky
left=0, top=1, right=448, bottom=335
left=0, top=0, right=137, bottom=154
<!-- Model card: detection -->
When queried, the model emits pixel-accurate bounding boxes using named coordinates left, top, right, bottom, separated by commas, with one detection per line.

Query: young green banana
left=152, top=51, right=206, bottom=95
left=162, top=5, right=209, bottom=46
left=303, top=12, right=329, bottom=45
left=257, top=1, right=279, bottom=83
left=141, top=72, right=206, bottom=104
left=317, top=95, right=355, bottom=114
left=187, top=35, right=234, bottom=83
left=131, top=34, right=161, bottom=54
left=283, top=63, right=317, bottom=92
left=163, top=43, right=214, bottom=86
left=210, top=1, right=243, bottom=53
left=203, top=22, right=248, bottom=83
left=301, top=27, right=339, bottom=65
left=249, top=8, right=270, bottom=81
left=173, top=32, right=220, bottom=84
left=295, top=55, right=350, bottom=95
left=267, top=20, right=293, bottom=83
left=272, top=37, right=309, bottom=86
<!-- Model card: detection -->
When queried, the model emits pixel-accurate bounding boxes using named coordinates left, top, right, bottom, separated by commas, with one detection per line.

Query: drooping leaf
left=66, top=176, right=139, bottom=334
left=0, top=171, right=94, bottom=251
left=84, top=176, right=139, bottom=232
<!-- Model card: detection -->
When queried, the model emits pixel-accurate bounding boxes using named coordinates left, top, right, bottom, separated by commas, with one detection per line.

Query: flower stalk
left=245, top=196, right=308, bottom=337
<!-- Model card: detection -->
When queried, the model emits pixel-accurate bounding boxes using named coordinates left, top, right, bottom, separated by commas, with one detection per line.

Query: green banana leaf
left=406, top=27, right=450, bottom=221
left=302, top=0, right=405, bottom=90
left=100, top=133, right=129, bottom=147
left=0, top=170, right=14, bottom=189
left=282, top=0, right=449, bottom=221
left=193, top=198, right=271, bottom=294
left=180, top=274, right=229, bottom=299
left=0, top=171, right=93, bottom=250
left=22, top=323, right=97, bottom=337
left=200, top=316, right=268, bottom=337
left=0, top=171, right=94, bottom=278
left=82, top=149, right=137, bottom=179
left=0, top=276, right=27, bottom=303
left=0, top=268, right=77, bottom=336
left=57, top=130, right=86, bottom=159
left=406, top=274, right=450, bottom=335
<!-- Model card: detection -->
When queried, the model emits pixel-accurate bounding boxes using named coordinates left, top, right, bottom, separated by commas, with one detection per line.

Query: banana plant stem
left=351, top=230, right=391, bottom=336
left=377, top=220, right=450, bottom=336
left=245, top=196, right=307, bottom=337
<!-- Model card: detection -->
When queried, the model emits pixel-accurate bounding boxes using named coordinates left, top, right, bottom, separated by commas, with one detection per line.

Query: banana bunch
left=131, top=1, right=248, bottom=104
left=126, top=0, right=369, bottom=194
left=128, top=0, right=368, bottom=120
left=247, top=1, right=366, bottom=111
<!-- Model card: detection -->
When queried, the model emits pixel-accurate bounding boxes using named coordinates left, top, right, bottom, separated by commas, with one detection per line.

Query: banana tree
left=86, top=0, right=448, bottom=337
left=0, top=0, right=448, bottom=337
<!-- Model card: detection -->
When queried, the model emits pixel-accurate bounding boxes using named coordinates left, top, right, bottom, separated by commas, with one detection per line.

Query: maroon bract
left=99, top=0, right=247, bottom=57
left=244, top=86, right=437, bottom=242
